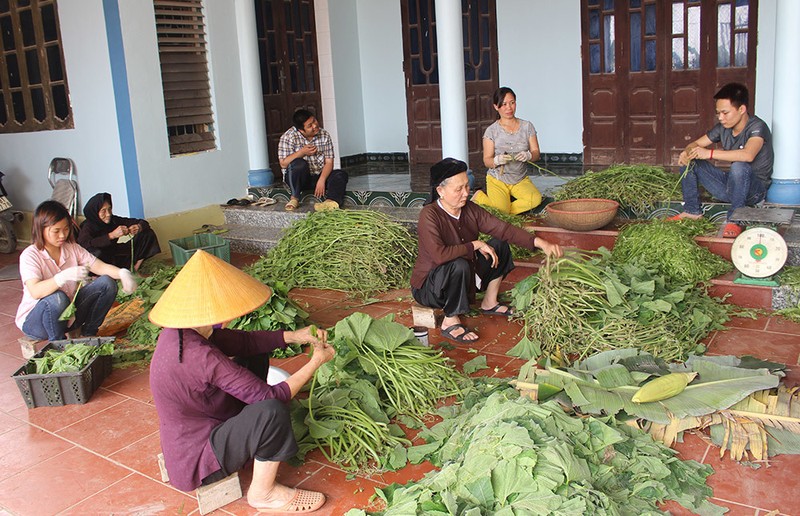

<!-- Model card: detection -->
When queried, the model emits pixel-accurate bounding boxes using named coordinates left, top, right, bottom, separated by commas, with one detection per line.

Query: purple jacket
left=150, top=327, right=291, bottom=491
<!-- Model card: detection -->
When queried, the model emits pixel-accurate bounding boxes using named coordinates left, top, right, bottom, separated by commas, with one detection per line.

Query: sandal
left=254, top=196, right=277, bottom=207
left=250, top=489, right=326, bottom=513
left=481, top=304, right=514, bottom=317
left=722, top=222, right=743, bottom=238
left=285, top=198, right=299, bottom=211
left=441, top=323, right=479, bottom=343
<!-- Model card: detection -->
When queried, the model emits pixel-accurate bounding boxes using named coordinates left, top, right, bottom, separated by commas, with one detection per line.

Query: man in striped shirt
left=277, top=109, right=348, bottom=212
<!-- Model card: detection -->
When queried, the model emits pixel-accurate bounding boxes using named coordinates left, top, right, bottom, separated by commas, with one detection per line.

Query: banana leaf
left=524, top=352, right=780, bottom=425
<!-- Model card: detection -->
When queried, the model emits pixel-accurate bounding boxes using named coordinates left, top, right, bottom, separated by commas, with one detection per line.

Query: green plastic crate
left=169, top=233, right=231, bottom=266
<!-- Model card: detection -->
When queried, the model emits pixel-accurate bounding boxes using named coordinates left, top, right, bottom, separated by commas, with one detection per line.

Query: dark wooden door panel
left=255, top=0, right=322, bottom=179
left=582, top=0, right=758, bottom=166
left=401, top=0, right=498, bottom=169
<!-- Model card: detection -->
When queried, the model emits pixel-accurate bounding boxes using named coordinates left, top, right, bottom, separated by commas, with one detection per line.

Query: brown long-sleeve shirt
left=410, top=201, right=536, bottom=290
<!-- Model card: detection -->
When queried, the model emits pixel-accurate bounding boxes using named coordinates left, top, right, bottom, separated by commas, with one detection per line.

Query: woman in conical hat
left=149, top=250, right=333, bottom=513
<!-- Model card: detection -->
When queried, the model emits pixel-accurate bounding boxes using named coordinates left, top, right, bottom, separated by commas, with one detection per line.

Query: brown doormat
left=0, top=264, right=19, bottom=281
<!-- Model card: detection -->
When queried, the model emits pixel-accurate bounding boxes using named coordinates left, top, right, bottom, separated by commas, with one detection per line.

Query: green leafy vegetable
left=29, top=341, right=114, bottom=374
left=59, top=281, right=82, bottom=321
left=347, top=379, right=723, bottom=515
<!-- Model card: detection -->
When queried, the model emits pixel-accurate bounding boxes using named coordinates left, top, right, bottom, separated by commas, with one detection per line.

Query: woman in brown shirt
left=411, top=158, right=562, bottom=343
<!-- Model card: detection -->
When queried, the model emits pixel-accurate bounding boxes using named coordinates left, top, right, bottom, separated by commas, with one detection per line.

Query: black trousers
left=96, top=227, right=161, bottom=269
left=286, top=157, right=348, bottom=206
left=412, top=238, right=514, bottom=317
left=202, top=354, right=297, bottom=485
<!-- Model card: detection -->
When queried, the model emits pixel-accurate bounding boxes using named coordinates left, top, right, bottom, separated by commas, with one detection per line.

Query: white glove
left=54, top=266, right=89, bottom=287
left=493, top=154, right=513, bottom=167
left=119, top=268, right=138, bottom=294
left=514, top=150, right=532, bottom=163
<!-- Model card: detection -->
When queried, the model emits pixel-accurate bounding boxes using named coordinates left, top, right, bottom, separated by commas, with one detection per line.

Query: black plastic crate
left=11, top=337, right=114, bottom=409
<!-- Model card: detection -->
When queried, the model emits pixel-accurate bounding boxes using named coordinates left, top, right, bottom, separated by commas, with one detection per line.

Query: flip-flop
left=253, top=196, right=277, bottom=207
left=481, top=304, right=514, bottom=317
left=250, top=488, right=325, bottom=513
left=441, top=323, right=479, bottom=343
left=722, top=222, right=743, bottom=238
left=285, top=198, right=299, bottom=211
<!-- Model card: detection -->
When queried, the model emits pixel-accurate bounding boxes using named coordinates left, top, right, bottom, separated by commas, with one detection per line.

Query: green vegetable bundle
left=478, top=205, right=535, bottom=259
left=345, top=379, right=723, bottom=516
left=29, top=341, right=114, bottom=374
left=554, top=164, right=681, bottom=216
left=510, top=251, right=734, bottom=362
left=252, top=210, right=417, bottom=298
left=116, top=264, right=182, bottom=308
left=612, top=219, right=732, bottom=285
left=292, top=313, right=464, bottom=472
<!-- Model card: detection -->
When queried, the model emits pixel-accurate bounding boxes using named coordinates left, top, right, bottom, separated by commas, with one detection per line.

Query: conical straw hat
left=149, top=250, right=271, bottom=328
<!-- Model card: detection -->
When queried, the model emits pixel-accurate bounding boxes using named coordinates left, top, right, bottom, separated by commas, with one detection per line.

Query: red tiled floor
left=60, top=472, right=196, bottom=515
left=2, top=248, right=800, bottom=516
left=0, top=447, right=129, bottom=515
left=55, top=398, right=160, bottom=456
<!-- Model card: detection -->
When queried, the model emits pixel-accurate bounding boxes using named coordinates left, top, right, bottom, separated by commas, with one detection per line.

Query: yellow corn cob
left=631, top=372, right=697, bottom=403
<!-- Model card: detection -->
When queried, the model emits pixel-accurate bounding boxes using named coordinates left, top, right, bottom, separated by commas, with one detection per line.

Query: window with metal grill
left=154, top=0, right=216, bottom=156
left=0, top=0, right=72, bottom=133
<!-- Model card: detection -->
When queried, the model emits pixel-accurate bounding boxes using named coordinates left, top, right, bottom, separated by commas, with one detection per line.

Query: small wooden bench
left=158, top=453, right=242, bottom=515
left=411, top=304, right=442, bottom=329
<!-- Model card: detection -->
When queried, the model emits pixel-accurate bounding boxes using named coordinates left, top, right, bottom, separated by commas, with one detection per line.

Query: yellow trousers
left=472, top=174, right=542, bottom=215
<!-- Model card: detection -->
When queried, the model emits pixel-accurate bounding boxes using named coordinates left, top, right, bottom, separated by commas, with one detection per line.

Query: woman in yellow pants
left=472, top=87, right=542, bottom=215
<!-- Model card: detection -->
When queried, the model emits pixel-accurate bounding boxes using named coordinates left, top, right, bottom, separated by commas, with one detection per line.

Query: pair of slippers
left=226, top=197, right=252, bottom=206
left=440, top=304, right=514, bottom=343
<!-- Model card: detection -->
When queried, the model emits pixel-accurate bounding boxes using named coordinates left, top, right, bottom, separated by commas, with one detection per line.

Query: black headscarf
left=428, top=158, right=468, bottom=204
left=82, top=192, right=115, bottom=233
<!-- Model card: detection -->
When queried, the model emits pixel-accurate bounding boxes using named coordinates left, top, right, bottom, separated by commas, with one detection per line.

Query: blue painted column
left=102, top=0, right=144, bottom=218
left=434, top=0, right=468, bottom=165
left=235, top=0, right=273, bottom=187
left=766, top=0, right=800, bottom=204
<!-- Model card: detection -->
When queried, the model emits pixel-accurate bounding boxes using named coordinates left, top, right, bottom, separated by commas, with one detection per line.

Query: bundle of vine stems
left=554, top=164, right=681, bottom=216
left=248, top=209, right=417, bottom=298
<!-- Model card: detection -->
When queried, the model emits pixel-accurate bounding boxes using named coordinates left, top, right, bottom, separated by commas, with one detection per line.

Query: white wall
left=329, top=0, right=367, bottom=157
left=755, top=0, right=776, bottom=126
left=119, top=0, right=251, bottom=218
left=496, top=0, right=583, bottom=154
left=356, top=0, right=408, bottom=153
left=0, top=0, right=126, bottom=214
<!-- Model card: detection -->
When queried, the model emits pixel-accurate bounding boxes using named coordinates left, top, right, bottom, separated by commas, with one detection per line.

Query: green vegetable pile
left=228, top=279, right=308, bottom=332
left=509, top=251, right=735, bottom=362
left=554, top=164, right=681, bottom=216
left=345, top=379, right=723, bottom=516
left=29, top=341, right=114, bottom=374
left=775, top=266, right=800, bottom=322
left=292, top=313, right=464, bottom=473
left=117, top=265, right=183, bottom=347
left=478, top=205, right=535, bottom=259
left=612, top=219, right=732, bottom=285
left=251, top=210, right=417, bottom=298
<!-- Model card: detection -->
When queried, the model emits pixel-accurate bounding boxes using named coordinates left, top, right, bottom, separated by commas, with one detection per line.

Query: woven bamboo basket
left=545, top=198, right=619, bottom=231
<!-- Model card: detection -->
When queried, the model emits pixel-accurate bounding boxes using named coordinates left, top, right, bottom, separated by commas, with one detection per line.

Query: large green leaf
left=363, top=316, right=413, bottom=352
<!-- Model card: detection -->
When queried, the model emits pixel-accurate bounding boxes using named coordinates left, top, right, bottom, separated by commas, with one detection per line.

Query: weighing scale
left=729, top=207, right=793, bottom=286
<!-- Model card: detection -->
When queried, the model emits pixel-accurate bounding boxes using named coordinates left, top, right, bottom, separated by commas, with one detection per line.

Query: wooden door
left=400, top=0, right=499, bottom=168
left=581, top=0, right=758, bottom=166
left=255, top=0, right=323, bottom=179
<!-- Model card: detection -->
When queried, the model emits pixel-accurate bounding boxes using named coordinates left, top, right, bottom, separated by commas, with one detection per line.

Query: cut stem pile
left=251, top=210, right=417, bottom=298
left=554, top=164, right=681, bottom=216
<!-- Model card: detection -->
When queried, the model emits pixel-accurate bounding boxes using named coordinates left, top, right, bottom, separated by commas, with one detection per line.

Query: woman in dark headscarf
left=78, top=193, right=161, bottom=271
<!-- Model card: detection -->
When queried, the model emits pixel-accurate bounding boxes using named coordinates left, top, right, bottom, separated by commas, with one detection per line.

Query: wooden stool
left=18, top=337, right=40, bottom=360
left=157, top=453, right=242, bottom=515
left=412, top=304, right=442, bottom=329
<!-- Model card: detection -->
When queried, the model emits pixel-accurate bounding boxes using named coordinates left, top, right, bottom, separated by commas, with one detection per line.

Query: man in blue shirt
left=669, top=83, right=773, bottom=238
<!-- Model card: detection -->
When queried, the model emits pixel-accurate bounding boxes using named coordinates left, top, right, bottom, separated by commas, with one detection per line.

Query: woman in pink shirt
left=16, top=201, right=138, bottom=341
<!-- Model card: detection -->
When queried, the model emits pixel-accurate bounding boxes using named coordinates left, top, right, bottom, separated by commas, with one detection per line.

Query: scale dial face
left=730, top=227, right=788, bottom=278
